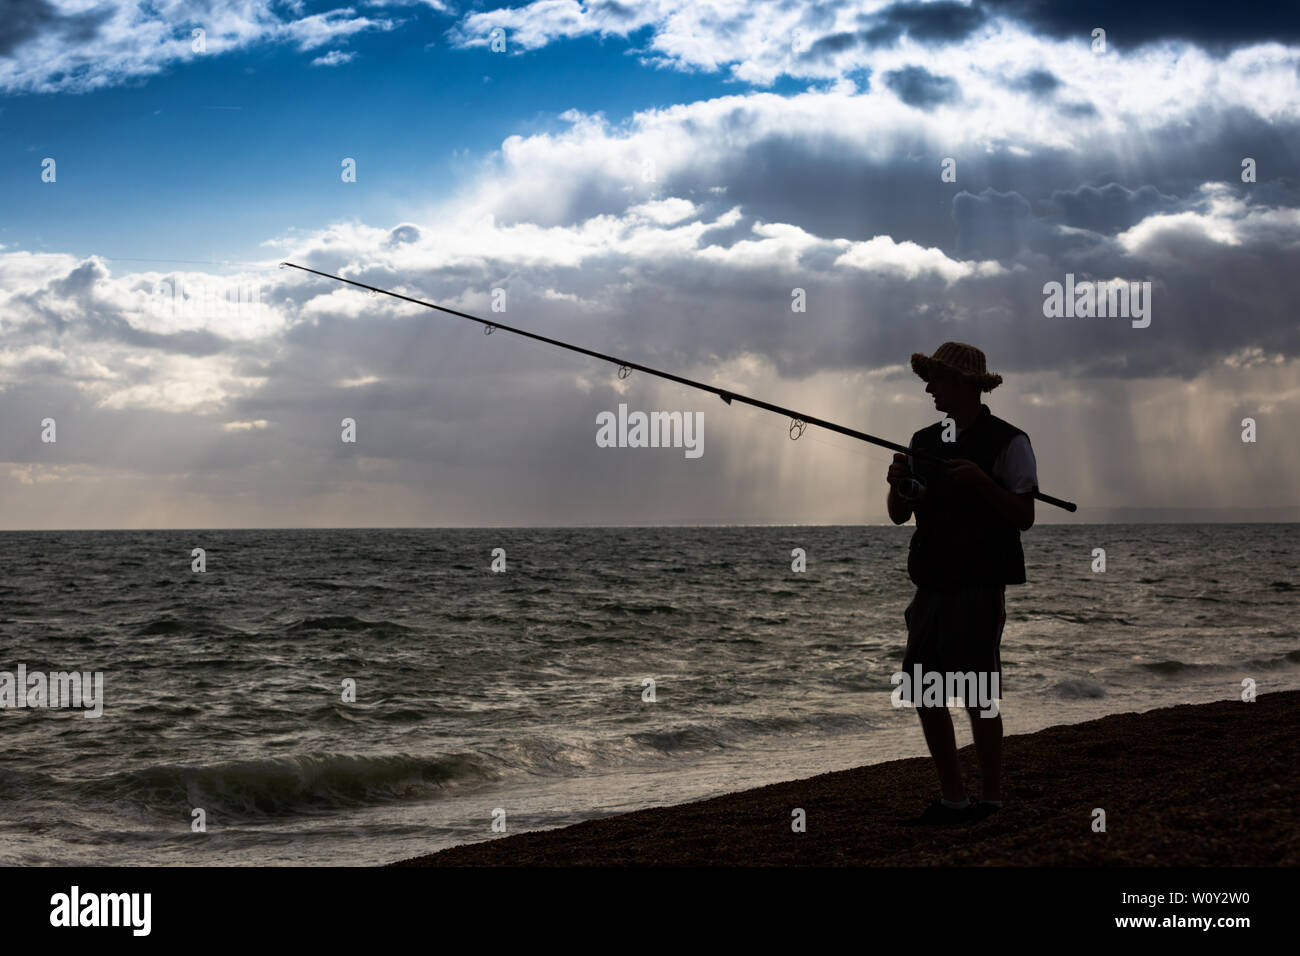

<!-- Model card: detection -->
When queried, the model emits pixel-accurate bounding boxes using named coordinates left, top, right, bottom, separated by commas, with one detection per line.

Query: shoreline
left=391, top=690, right=1298, bottom=866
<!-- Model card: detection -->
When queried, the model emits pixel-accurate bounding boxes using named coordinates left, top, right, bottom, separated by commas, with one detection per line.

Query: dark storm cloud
left=100, top=323, right=232, bottom=357
left=806, top=31, right=859, bottom=57
left=1057, top=101, right=1098, bottom=118
left=806, top=1, right=987, bottom=59
left=1051, top=183, right=1185, bottom=233
left=952, top=188, right=1033, bottom=259
left=302, top=187, right=1298, bottom=389
left=756, top=0, right=1300, bottom=69
left=978, top=0, right=1300, bottom=50
left=872, top=1, right=989, bottom=44
left=883, top=66, right=960, bottom=109
left=701, top=104, right=1295, bottom=253
left=498, top=102, right=1298, bottom=296
left=0, top=0, right=111, bottom=57
left=1009, top=69, right=1060, bottom=97
left=1017, top=220, right=1300, bottom=380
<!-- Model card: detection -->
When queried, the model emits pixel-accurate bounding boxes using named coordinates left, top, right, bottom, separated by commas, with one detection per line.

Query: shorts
left=898, top=585, right=1006, bottom=708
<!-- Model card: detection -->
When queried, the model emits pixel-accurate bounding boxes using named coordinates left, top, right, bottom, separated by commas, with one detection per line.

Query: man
left=886, top=342, right=1037, bottom=824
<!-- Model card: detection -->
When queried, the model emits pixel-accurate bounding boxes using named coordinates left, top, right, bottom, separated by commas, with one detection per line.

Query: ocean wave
left=135, top=617, right=192, bottom=635
left=627, top=712, right=874, bottom=753
left=284, top=616, right=413, bottom=634
left=1141, top=659, right=1218, bottom=675
left=18, top=708, right=885, bottom=819
left=1045, top=612, right=1138, bottom=625
left=589, top=601, right=685, bottom=616
left=74, top=752, right=499, bottom=819
left=1048, top=677, right=1106, bottom=699
left=1245, top=649, right=1300, bottom=670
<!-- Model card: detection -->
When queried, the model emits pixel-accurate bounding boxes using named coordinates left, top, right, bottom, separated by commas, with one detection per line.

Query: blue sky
left=2, top=1, right=1299, bottom=528
left=2, top=7, right=746, bottom=268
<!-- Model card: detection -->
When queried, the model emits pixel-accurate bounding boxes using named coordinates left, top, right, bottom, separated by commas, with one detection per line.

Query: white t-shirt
left=909, top=431, right=1038, bottom=494
left=990, top=434, right=1038, bottom=494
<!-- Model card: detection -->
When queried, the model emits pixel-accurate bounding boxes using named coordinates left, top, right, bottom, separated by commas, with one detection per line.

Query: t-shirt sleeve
left=992, top=434, right=1038, bottom=494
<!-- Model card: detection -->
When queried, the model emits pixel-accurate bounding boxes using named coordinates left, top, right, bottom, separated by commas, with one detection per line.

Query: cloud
left=6, top=167, right=1300, bottom=524
left=855, top=0, right=990, bottom=49
left=0, top=0, right=112, bottom=58
left=4, top=1, right=1299, bottom=525
left=1009, top=68, right=1060, bottom=96
left=979, top=0, right=1300, bottom=49
left=0, top=1, right=397, bottom=94
left=310, top=49, right=357, bottom=67
left=883, top=65, right=961, bottom=108
left=1052, top=182, right=1185, bottom=234
left=953, top=189, right=1033, bottom=259
left=447, top=0, right=1300, bottom=86
left=7, top=169, right=1297, bottom=429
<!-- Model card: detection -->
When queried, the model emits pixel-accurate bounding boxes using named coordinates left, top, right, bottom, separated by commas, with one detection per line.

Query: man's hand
left=944, top=458, right=993, bottom=490
left=887, top=452, right=910, bottom=488
left=945, top=457, right=1034, bottom=530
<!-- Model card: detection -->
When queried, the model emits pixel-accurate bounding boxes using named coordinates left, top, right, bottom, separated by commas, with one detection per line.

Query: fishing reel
left=896, top=476, right=927, bottom=502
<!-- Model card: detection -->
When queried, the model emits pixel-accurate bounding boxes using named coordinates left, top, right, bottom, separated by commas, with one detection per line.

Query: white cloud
left=834, top=235, right=1005, bottom=283
left=448, top=0, right=1300, bottom=112
left=1117, top=183, right=1300, bottom=255
left=0, top=1, right=396, bottom=94
left=628, top=197, right=698, bottom=224
left=95, top=354, right=268, bottom=412
left=311, top=50, right=357, bottom=67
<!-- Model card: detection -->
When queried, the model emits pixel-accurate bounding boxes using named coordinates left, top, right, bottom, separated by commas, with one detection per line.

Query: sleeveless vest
left=907, top=405, right=1028, bottom=590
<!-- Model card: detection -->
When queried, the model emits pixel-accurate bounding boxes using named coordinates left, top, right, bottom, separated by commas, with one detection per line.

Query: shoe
left=904, top=797, right=974, bottom=826
left=969, top=800, right=1002, bottom=822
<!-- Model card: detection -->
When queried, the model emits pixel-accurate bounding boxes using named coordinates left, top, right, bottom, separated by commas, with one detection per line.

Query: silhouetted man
left=886, top=342, right=1037, bottom=824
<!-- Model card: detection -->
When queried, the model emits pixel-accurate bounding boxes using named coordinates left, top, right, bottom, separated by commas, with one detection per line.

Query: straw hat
left=910, top=342, right=1003, bottom=392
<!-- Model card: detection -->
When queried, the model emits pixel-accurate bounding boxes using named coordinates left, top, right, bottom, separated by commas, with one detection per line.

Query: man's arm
left=945, top=459, right=1035, bottom=531
left=981, top=479, right=1035, bottom=531
left=886, top=452, right=913, bottom=524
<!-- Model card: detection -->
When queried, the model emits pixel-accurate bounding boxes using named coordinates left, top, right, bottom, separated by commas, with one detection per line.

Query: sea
left=1, top=524, right=1296, bottom=866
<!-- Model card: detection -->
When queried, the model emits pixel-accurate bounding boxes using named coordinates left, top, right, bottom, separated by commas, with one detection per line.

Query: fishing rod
left=279, top=262, right=1078, bottom=513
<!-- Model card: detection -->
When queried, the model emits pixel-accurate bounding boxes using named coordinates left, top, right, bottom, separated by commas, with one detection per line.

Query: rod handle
left=1034, top=491, right=1077, bottom=513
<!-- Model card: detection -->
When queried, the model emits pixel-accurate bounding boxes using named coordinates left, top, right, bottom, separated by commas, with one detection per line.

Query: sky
left=1, top=0, right=1298, bottom=528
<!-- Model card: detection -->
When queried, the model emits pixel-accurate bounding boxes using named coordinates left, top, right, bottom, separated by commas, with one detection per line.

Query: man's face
left=924, top=368, right=966, bottom=413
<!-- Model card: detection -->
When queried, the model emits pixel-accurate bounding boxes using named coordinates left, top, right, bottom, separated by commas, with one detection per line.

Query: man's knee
left=917, top=703, right=958, bottom=730
left=965, top=706, right=1002, bottom=727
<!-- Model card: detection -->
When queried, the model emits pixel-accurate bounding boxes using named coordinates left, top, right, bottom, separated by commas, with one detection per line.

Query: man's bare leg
left=916, top=705, right=966, bottom=802
left=966, top=706, right=1002, bottom=802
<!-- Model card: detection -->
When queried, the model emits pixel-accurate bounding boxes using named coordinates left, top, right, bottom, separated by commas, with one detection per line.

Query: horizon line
left=1, top=519, right=1297, bottom=532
